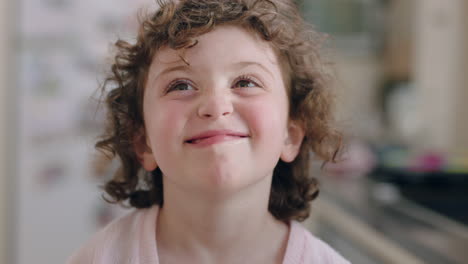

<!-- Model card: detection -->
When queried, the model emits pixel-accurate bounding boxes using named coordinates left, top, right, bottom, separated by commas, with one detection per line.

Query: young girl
left=68, top=0, right=348, bottom=263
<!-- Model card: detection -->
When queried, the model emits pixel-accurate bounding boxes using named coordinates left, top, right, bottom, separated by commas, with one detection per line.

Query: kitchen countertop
left=313, top=175, right=468, bottom=264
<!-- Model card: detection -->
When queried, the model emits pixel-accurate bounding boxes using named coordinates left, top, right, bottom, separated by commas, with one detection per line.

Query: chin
left=194, top=168, right=270, bottom=197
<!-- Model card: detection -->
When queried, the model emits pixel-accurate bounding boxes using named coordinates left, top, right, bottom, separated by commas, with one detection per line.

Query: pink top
left=67, top=206, right=350, bottom=264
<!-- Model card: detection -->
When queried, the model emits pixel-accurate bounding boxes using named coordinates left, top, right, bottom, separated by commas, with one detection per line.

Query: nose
left=197, top=89, right=233, bottom=119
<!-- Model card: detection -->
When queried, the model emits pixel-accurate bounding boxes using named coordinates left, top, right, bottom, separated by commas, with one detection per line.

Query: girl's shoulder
left=284, top=221, right=351, bottom=264
left=66, top=205, right=160, bottom=264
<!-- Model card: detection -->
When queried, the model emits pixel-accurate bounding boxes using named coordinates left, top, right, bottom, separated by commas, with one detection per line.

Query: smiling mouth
left=186, top=135, right=249, bottom=144
left=185, top=130, right=249, bottom=147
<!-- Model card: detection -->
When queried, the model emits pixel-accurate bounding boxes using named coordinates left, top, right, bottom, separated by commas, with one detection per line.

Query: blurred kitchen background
left=0, top=0, right=467, bottom=263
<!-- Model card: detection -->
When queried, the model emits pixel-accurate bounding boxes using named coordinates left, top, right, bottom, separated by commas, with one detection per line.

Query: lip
left=185, top=130, right=249, bottom=146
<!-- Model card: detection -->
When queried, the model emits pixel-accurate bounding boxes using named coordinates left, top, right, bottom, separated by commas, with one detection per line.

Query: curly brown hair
left=96, top=0, right=341, bottom=222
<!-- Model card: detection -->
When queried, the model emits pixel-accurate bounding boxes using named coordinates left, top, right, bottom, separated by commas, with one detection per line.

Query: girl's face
left=137, top=25, right=303, bottom=197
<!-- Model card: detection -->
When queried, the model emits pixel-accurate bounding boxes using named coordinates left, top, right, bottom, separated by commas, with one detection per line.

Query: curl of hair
left=96, top=0, right=342, bottom=222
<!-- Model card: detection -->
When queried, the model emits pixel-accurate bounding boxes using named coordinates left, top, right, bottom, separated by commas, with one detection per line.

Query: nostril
left=197, top=95, right=234, bottom=118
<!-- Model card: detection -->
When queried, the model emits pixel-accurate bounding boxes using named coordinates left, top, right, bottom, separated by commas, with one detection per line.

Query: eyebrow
left=231, top=61, right=274, bottom=78
left=150, top=61, right=274, bottom=86
left=158, top=64, right=191, bottom=77
left=150, top=64, right=192, bottom=86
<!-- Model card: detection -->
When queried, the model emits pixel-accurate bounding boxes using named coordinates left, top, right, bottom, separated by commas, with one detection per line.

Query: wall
left=0, top=0, right=10, bottom=262
left=454, top=1, right=468, bottom=151
left=333, top=54, right=384, bottom=141
left=413, top=0, right=467, bottom=151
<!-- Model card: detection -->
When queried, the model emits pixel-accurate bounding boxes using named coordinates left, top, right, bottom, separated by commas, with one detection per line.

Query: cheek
left=144, top=102, right=185, bottom=150
left=246, top=96, right=289, bottom=143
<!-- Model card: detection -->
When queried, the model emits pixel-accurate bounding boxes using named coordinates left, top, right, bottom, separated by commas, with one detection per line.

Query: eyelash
left=166, top=79, right=195, bottom=93
left=232, top=75, right=262, bottom=88
left=165, top=75, right=262, bottom=93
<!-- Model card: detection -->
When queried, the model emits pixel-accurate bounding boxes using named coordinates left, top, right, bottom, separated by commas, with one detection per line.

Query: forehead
left=150, top=25, right=281, bottom=73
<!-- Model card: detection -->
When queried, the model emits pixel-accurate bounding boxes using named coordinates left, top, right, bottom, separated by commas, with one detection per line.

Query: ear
left=280, top=120, right=305, bottom=163
left=133, top=128, right=158, bottom=171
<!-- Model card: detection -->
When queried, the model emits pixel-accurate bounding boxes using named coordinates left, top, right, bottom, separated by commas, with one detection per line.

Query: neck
left=156, top=174, right=289, bottom=264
